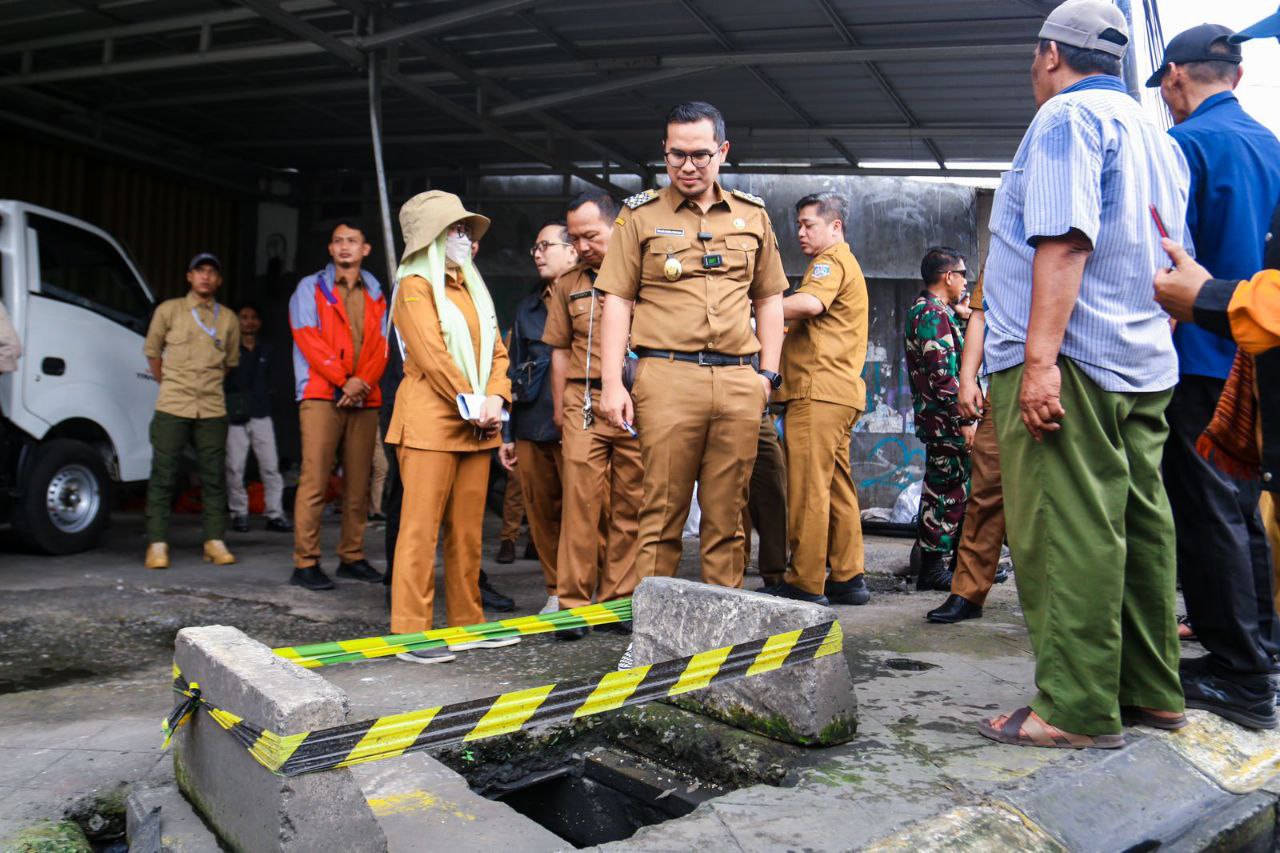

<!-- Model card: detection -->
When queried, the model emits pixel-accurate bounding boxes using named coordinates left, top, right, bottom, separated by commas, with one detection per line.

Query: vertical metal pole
left=1115, top=0, right=1141, bottom=101
left=368, top=51, right=397, bottom=286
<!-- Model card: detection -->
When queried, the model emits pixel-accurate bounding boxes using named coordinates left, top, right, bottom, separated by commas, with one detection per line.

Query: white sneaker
left=396, top=648, right=456, bottom=664
left=449, top=636, right=522, bottom=651
left=540, top=595, right=560, bottom=615
left=617, top=643, right=634, bottom=670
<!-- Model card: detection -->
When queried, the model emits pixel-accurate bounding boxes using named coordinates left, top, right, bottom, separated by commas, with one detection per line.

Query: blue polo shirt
left=1169, top=91, right=1280, bottom=378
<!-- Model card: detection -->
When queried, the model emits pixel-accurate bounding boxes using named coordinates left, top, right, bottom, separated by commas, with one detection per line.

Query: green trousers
left=145, top=411, right=228, bottom=543
left=989, top=359, right=1183, bottom=735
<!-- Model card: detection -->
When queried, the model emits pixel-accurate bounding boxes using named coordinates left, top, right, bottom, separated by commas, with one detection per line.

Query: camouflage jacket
left=904, top=291, right=970, bottom=440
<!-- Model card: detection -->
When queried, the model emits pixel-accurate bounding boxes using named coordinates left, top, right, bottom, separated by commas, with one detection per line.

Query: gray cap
left=188, top=252, right=221, bottom=271
left=1038, top=0, right=1130, bottom=58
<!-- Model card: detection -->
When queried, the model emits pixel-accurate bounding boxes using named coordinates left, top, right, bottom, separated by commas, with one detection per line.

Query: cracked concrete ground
left=1, top=510, right=1272, bottom=850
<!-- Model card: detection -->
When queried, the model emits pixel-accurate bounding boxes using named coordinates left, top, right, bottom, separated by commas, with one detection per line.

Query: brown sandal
left=978, top=706, right=1125, bottom=750
left=1121, top=706, right=1189, bottom=730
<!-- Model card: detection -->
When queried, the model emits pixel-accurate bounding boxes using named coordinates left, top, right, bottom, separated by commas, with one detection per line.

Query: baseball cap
left=1038, top=0, right=1130, bottom=58
left=188, top=252, right=221, bottom=271
left=1229, top=5, right=1280, bottom=44
left=1145, top=23, right=1240, bottom=87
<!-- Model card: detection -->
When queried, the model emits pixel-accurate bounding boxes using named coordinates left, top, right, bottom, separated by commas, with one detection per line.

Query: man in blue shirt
left=1151, top=23, right=1280, bottom=729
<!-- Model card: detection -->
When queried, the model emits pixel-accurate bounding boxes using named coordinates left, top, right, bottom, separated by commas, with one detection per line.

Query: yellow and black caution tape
left=272, top=598, right=632, bottom=668
left=165, top=619, right=842, bottom=777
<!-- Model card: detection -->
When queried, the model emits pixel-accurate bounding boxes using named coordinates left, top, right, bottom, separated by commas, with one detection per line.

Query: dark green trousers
left=990, top=359, right=1182, bottom=735
left=146, top=411, right=228, bottom=543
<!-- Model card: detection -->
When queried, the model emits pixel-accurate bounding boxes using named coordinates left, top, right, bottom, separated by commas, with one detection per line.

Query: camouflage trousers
left=917, top=437, right=971, bottom=555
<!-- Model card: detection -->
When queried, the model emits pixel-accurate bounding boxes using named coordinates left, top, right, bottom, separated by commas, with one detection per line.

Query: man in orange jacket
left=288, top=221, right=389, bottom=591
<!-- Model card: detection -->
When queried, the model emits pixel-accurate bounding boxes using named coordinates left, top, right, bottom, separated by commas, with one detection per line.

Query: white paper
left=456, top=393, right=510, bottom=422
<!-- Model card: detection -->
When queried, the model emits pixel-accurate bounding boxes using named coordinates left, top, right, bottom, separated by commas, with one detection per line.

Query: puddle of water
left=0, top=665, right=98, bottom=695
left=883, top=657, right=940, bottom=672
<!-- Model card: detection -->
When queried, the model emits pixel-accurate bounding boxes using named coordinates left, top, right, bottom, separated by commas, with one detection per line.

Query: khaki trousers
left=782, top=399, right=864, bottom=595
left=391, top=447, right=488, bottom=632
left=517, top=439, right=564, bottom=596
left=951, top=400, right=1007, bottom=607
left=556, top=384, right=642, bottom=608
left=369, top=427, right=389, bottom=515
left=293, top=401, right=378, bottom=568
left=632, top=359, right=763, bottom=587
left=500, top=464, right=525, bottom=542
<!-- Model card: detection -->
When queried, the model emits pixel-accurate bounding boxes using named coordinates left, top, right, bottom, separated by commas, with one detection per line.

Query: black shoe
left=916, top=551, right=954, bottom=592
left=265, top=516, right=293, bottom=533
left=596, top=621, right=633, bottom=635
left=523, top=541, right=538, bottom=561
left=926, top=594, right=983, bottom=624
left=367, top=512, right=387, bottom=523
left=291, top=566, right=335, bottom=591
left=496, top=540, right=516, bottom=564
left=336, top=559, right=383, bottom=583
left=761, top=580, right=830, bottom=606
left=555, top=626, right=590, bottom=641
left=993, top=565, right=1011, bottom=584
left=479, top=571, right=515, bottom=612
left=825, top=575, right=870, bottom=606
left=1182, top=671, right=1278, bottom=730
left=231, top=514, right=250, bottom=533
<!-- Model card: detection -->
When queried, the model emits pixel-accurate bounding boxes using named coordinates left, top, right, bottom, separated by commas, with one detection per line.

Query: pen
left=621, top=421, right=638, bottom=438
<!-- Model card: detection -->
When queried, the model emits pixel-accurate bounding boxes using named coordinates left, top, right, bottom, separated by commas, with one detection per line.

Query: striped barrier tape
left=164, top=619, right=842, bottom=776
left=272, top=599, right=632, bottom=669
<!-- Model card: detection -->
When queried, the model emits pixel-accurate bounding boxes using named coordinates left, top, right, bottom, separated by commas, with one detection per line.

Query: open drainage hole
left=883, top=657, right=940, bottom=672
left=487, top=747, right=729, bottom=848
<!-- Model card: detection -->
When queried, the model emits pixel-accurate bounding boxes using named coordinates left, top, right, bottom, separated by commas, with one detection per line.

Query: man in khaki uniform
left=770, top=193, right=870, bottom=606
left=543, top=191, right=643, bottom=638
left=142, top=253, right=240, bottom=569
left=598, top=101, right=787, bottom=591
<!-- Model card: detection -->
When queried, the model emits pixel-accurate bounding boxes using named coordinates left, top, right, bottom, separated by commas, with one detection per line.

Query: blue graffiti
left=859, top=436, right=924, bottom=494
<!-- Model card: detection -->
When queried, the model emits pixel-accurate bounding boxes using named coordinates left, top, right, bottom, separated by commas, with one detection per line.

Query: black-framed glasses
left=664, top=148, right=718, bottom=169
left=946, top=269, right=968, bottom=279
left=448, top=223, right=474, bottom=238
left=529, top=240, right=573, bottom=256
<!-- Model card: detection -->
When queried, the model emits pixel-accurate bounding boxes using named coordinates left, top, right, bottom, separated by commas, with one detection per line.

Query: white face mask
left=445, top=232, right=472, bottom=267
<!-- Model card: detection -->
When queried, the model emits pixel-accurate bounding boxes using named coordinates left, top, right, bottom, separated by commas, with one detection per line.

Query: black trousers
left=1163, top=375, right=1278, bottom=683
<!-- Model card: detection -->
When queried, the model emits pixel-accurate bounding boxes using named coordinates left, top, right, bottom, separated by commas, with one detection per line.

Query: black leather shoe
left=479, top=570, right=515, bottom=612
left=993, top=565, right=1011, bottom=584
left=291, top=566, right=335, bottom=591
left=265, top=516, right=293, bottom=533
left=916, top=551, right=954, bottom=592
left=496, top=540, right=516, bottom=564
left=231, top=514, right=250, bottom=533
left=761, top=581, right=830, bottom=606
left=555, top=626, right=590, bottom=641
left=523, top=541, right=539, bottom=561
left=926, top=594, right=983, bottom=624
left=336, top=559, right=383, bottom=583
left=1182, top=671, right=1278, bottom=730
left=825, top=575, right=870, bottom=606
left=596, top=621, right=633, bottom=635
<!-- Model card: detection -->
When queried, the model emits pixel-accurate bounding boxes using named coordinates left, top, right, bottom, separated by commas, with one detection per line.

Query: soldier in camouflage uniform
left=905, top=247, right=977, bottom=591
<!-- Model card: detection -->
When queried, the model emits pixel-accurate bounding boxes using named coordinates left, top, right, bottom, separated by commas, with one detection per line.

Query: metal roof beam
left=489, top=66, right=714, bottom=117
left=356, top=0, right=548, bottom=50
left=233, top=0, right=365, bottom=69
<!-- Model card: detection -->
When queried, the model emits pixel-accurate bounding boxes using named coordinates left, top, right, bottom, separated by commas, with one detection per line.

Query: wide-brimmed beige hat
left=398, top=190, right=491, bottom=261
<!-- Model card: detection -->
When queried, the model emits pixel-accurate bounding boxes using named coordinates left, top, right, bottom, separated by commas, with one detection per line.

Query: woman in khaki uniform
left=386, top=191, right=514, bottom=664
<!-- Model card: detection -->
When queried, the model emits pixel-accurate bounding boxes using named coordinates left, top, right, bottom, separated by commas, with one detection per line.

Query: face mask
left=445, top=232, right=472, bottom=267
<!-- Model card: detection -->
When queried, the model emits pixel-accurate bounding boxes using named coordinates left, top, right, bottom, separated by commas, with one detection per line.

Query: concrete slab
left=172, top=625, right=386, bottom=853
left=630, top=577, right=858, bottom=745
left=1160, top=709, right=1280, bottom=793
left=126, top=782, right=221, bottom=852
left=1162, top=791, right=1277, bottom=853
left=862, top=803, right=1064, bottom=852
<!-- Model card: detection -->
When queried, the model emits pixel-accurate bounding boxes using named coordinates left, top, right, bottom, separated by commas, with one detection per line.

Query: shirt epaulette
left=623, top=189, right=660, bottom=210
left=730, top=188, right=767, bottom=207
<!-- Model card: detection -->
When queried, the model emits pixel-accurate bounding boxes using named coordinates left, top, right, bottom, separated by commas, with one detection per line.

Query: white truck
left=0, top=200, right=158, bottom=554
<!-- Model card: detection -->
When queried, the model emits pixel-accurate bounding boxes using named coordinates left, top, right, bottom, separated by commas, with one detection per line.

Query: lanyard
left=191, top=303, right=223, bottom=350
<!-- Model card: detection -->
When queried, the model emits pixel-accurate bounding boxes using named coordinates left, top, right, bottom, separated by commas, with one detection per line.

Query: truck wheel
left=14, top=439, right=111, bottom=555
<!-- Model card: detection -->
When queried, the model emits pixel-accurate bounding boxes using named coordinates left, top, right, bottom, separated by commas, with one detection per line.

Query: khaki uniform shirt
left=594, top=183, right=787, bottom=355
left=542, top=264, right=603, bottom=380
left=777, top=241, right=869, bottom=409
left=386, top=272, right=511, bottom=452
left=144, top=293, right=240, bottom=418
left=334, top=277, right=366, bottom=358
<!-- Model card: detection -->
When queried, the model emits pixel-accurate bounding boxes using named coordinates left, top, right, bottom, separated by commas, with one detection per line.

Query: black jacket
left=225, top=340, right=275, bottom=423
left=502, top=286, right=560, bottom=444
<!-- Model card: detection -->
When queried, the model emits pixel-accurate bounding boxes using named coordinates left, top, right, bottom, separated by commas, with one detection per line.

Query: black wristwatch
left=758, top=369, right=783, bottom=390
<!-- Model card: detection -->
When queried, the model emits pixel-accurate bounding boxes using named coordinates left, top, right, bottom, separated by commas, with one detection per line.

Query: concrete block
left=171, top=625, right=386, bottom=853
left=1163, top=791, right=1276, bottom=853
left=630, top=577, right=857, bottom=745
left=126, top=782, right=221, bottom=852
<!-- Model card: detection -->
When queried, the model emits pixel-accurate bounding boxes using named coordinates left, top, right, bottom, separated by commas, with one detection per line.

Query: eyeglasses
left=529, top=240, right=573, bottom=256
left=946, top=269, right=967, bottom=279
left=448, top=223, right=473, bottom=238
left=664, top=148, right=719, bottom=169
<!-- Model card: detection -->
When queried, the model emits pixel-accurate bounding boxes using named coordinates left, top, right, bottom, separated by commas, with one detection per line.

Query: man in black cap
left=1149, top=18, right=1280, bottom=730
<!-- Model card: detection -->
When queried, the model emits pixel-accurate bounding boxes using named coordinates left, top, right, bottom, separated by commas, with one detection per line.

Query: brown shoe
left=496, top=539, right=516, bottom=564
left=203, top=539, right=236, bottom=566
left=145, top=542, right=169, bottom=570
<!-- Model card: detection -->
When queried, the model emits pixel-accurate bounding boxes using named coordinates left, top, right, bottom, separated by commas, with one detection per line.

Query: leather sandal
left=978, top=706, right=1125, bottom=750
left=1120, top=706, right=1189, bottom=730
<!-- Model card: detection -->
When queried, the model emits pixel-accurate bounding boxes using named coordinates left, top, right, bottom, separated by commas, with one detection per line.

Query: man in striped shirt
left=978, top=0, right=1192, bottom=749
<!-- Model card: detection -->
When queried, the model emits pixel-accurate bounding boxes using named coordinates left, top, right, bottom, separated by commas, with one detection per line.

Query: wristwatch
left=758, top=369, right=783, bottom=390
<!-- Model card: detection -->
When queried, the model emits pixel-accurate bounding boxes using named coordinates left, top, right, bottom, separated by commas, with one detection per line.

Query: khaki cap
left=1039, top=0, right=1130, bottom=58
left=398, top=190, right=491, bottom=261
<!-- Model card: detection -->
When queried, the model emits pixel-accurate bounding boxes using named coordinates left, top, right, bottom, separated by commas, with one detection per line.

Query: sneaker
left=496, top=539, right=516, bottom=564
left=761, top=580, right=830, bottom=606
left=617, top=643, right=634, bottom=670
left=290, top=566, right=335, bottom=591
left=540, top=595, right=560, bottom=615
left=231, top=514, right=250, bottom=533
left=396, top=647, right=456, bottom=664
left=595, top=621, right=632, bottom=636
left=554, top=626, right=590, bottom=641
left=1182, top=670, right=1278, bottom=730
left=449, top=636, right=522, bottom=651
left=479, top=571, right=515, bottom=612
left=336, top=559, right=384, bottom=583
left=265, top=516, right=293, bottom=533
left=825, top=575, right=870, bottom=606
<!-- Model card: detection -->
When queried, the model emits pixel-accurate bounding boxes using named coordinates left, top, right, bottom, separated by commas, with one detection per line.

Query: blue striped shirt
left=983, top=75, right=1191, bottom=394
